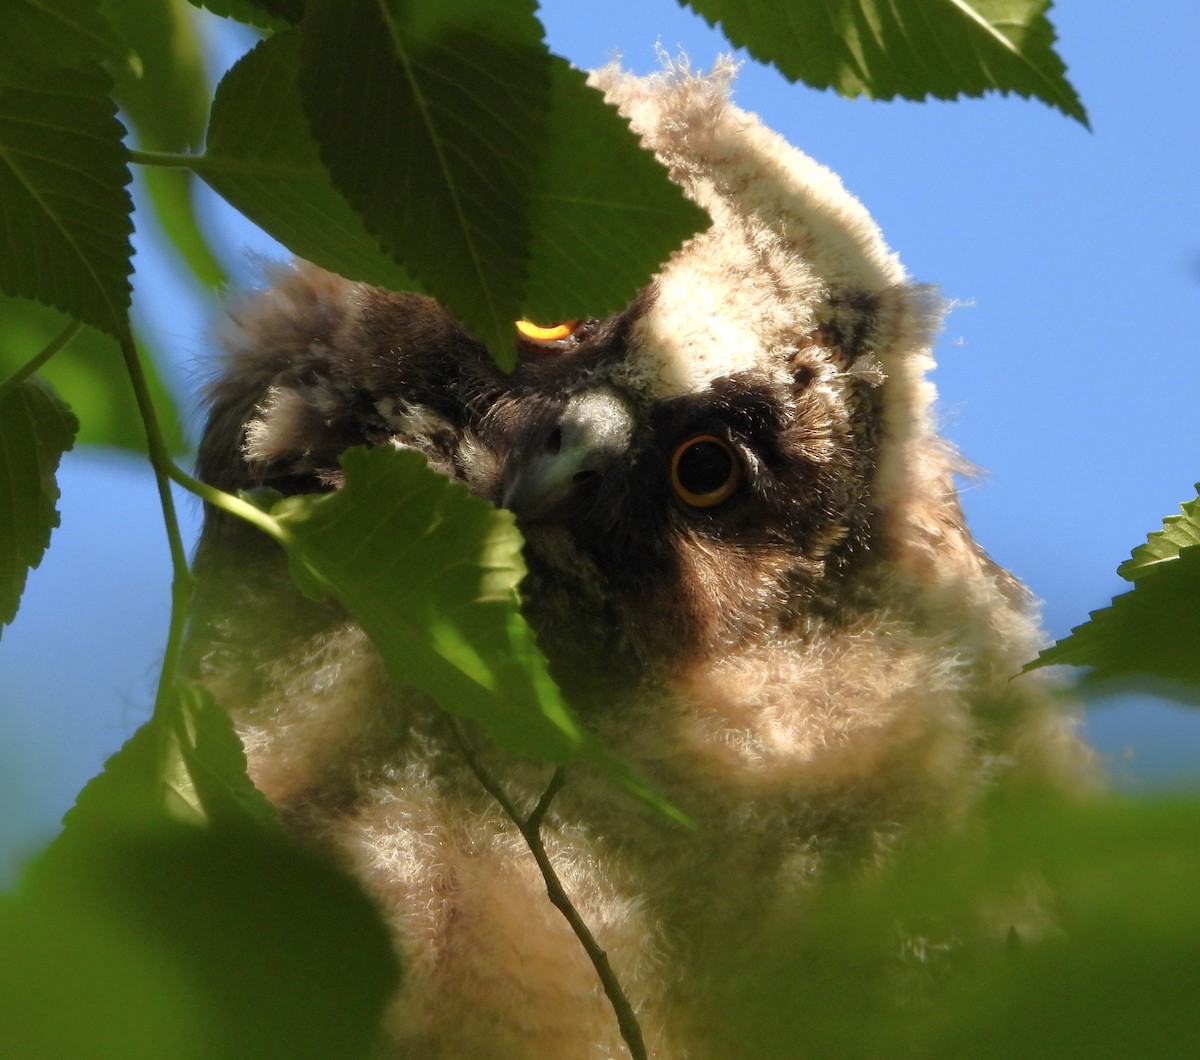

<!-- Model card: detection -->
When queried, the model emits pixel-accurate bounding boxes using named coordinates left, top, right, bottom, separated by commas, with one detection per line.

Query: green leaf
left=12, top=821, right=399, bottom=1059
left=298, top=0, right=551, bottom=358
left=925, top=798, right=1200, bottom=1059
left=1033, top=557, right=1200, bottom=691
left=0, top=0, right=132, bottom=82
left=0, top=888, right=201, bottom=1060
left=270, top=447, right=584, bottom=759
left=1117, top=485, right=1200, bottom=579
left=710, top=795, right=1200, bottom=1059
left=522, top=60, right=710, bottom=326
left=1031, top=489, right=1200, bottom=695
left=684, top=0, right=1088, bottom=126
left=0, top=294, right=186, bottom=453
left=0, top=377, right=78, bottom=636
left=61, top=684, right=280, bottom=833
left=107, top=0, right=227, bottom=289
left=200, top=29, right=416, bottom=292
left=0, top=65, right=134, bottom=342
left=268, top=446, right=681, bottom=818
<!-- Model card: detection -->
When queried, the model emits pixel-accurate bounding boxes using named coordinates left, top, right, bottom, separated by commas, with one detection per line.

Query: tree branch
left=450, top=720, right=647, bottom=1060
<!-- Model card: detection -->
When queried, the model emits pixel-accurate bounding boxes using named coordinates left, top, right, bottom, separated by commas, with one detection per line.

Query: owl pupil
left=677, top=440, right=732, bottom=494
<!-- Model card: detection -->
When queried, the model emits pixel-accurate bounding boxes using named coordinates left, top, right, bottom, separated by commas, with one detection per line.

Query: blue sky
left=3, top=2, right=1199, bottom=877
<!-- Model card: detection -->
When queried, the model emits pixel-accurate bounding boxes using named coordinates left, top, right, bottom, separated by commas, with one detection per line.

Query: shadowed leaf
left=183, top=0, right=296, bottom=26
left=0, top=0, right=132, bottom=82
left=200, top=29, right=417, bottom=292
left=0, top=378, right=78, bottom=636
left=298, top=0, right=550, bottom=358
left=522, top=60, right=710, bottom=327
left=0, top=65, right=133, bottom=341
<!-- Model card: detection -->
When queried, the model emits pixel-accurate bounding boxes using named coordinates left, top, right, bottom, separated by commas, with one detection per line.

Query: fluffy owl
left=186, top=62, right=1095, bottom=1058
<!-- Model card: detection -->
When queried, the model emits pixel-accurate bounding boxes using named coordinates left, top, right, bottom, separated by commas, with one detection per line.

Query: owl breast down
left=185, top=63, right=1096, bottom=1059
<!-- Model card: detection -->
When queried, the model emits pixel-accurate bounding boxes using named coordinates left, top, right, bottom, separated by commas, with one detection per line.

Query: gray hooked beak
left=501, top=386, right=636, bottom=520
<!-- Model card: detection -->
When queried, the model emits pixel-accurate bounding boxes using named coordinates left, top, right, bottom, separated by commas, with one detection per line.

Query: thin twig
left=450, top=719, right=648, bottom=1060
left=0, top=319, right=83, bottom=403
left=118, top=334, right=194, bottom=722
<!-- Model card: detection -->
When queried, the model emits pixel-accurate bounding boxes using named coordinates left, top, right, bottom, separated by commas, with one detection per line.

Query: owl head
left=197, top=60, right=1041, bottom=721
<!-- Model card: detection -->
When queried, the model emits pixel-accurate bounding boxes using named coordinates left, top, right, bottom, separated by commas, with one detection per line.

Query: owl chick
left=187, top=61, right=1094, bottom=1059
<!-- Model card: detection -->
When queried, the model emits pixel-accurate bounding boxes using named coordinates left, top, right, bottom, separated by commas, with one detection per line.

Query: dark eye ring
left=670, top=434, right=742, bottom=508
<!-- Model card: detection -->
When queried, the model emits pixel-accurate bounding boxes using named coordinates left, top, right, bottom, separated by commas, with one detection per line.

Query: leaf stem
left=128, top=148, right=202, bottom=169
left=118, top=335, right=194, bottom=722
left=450, top=720, right=647, bottom=1060
left=164, top=461, right=291, bottom=547
left=0, top=319, right=83, bottom=403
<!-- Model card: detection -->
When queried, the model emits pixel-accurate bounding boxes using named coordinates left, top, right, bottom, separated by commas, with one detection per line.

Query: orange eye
left=670, top=435, right=742, bottom=508
left=515, top=320, right=579, bottom=343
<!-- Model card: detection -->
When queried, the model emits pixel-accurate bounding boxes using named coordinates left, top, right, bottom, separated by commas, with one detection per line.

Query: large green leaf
left=13, top=684, right=398, bottom=1056
left=0, top=65, right=134, bottom=342
left=711, top=795, right=1200, bottom=1058
left=1031, top=489, right=1200, bottom=696
left=0, top=0, right=132, bottom=83
left=522, top=60, right=710, bottom=326
left=0, top=377, right=78, bottom=636
left=10, top=682, right=398, bottom=1060
left=0, top=888, right=200, bottom=1060
left=107, top=0, right=227, bottom=289
left=271, top=446, right=585, bottom=760
left=298, top=0, right=550, bottom=358
left=0, top=294, right=185, bottom=453
left=925, top=798, right=1200, bottom=1059
left=685, top=0, right=1087, bottom=125
left=199, top=29, right=416, bottom=292
left=6, top=824, right=398, bottom=1060
left=267, top=446, right=679, bottom=817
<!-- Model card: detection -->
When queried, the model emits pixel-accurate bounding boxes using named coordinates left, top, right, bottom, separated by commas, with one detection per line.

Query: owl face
left=478, top=289, right=888, bottom=700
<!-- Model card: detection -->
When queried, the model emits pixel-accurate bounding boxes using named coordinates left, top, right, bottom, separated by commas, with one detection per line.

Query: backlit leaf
left=685, top=0, right=1087, bottom=125
left=1031, top=492, right=1200, bottom=697
left=269, top=446, right=680, bottom=818
left=1117, top=485, right=1200, bottom=579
